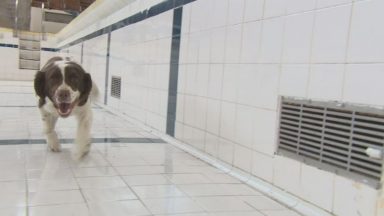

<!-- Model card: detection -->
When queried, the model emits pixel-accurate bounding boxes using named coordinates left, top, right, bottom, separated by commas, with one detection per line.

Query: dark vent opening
left=278, top=97, right=384, bottom=188
left=111, top=76, right=121, bottom=99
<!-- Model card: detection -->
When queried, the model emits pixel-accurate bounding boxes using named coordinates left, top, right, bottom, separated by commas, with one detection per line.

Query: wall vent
left=278, top=97, right=384, bottom=188
left=111, top=76, right=121, bottom=99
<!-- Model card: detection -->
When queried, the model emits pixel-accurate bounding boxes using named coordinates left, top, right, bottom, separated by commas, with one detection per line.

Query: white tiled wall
left=175, top=0, right=383, bottom=216
left=107, top=11, right=173, bottom=132
left=54, top=0, right=383, bottom=215
left=82, top=35, right=108, bottom=103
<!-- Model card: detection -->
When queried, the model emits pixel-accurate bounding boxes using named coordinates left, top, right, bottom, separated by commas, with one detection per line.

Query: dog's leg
left=73, top=108, right=92, bottom=160
left=41, top=111, right=61, bottom=152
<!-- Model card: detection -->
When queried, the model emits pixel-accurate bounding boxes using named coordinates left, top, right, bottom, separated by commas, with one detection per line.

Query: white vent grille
left=111, top=76, right=121, bottom=99
left=278, top=97, right=384, bottom=188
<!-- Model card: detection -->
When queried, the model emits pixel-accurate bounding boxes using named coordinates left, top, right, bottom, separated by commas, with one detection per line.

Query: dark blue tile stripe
left=0, top=137, right=165, bottom=145
left=0, top=43, right=58, bottom=52
left=41, top=47, right=60, bottom=52
left=104, top=32, right=111, bottom=105
left=0, top=43, right=18, bottom=48
left=166, top=7, right=183, bottom=137
left=59, top=0, right=196, bottom=49
left=80, top=43, right=84, bottom=64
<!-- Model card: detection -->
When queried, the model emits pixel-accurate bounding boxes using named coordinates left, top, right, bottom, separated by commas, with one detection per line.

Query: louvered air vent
left=278, top=97, right=384, bottom=188
left=111, top=76, right=121, bottom=99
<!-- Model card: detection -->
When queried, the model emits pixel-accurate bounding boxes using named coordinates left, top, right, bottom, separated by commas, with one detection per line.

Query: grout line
left=106, top=151, right=156, bottom=216
left=341, top=1, right=356, bottom=101
left=97, top=102, right=333, bottom=216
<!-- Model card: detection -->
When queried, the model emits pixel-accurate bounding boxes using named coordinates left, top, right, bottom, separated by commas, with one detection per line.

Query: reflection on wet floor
left=0, top=82, right=300, bottom=216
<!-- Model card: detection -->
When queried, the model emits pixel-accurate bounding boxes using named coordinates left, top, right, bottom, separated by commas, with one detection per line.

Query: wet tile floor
left=0, top=81, right=301, bottom=216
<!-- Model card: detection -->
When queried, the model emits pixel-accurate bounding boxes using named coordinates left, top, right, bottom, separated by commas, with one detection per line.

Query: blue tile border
left=0, top=43, right=18, bottom=48
left=104, top=32, right=111, bottom=105
left=166, top=7, right=183, bottom=137
left=41, top=47, right=60, bottom=52
left=0, top=137, right=165, bottom=145
left=0, top=43, right=59, bottom=52
left=58, top=0, right=196, bottom=49
left=80, top=43, right=84, bottom=64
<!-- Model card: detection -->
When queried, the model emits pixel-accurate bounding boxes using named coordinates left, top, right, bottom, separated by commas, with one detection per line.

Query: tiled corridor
left=0, top=81, right=300, bottom=216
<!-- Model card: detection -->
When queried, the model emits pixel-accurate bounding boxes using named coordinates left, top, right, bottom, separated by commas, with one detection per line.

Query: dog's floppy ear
left=34, top=71, right=46, bottom=107
left=78, top=73, right=92, bottom=106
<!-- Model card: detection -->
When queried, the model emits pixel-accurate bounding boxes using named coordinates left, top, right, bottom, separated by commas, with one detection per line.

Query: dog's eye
left=69, top=76, right=79, bottom=83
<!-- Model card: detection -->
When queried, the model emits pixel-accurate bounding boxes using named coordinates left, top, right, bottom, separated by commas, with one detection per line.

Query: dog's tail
left=90, top=81, right=100, bottom=102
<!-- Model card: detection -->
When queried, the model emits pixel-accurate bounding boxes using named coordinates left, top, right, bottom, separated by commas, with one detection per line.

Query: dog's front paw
left=47, top=133, right=61, bottom=152
left=48, top=140, right=61, bottom=152
left=72, top=142, right=91, bottom=160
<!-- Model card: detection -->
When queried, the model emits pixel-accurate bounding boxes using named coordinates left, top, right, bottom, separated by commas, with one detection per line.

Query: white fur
left=38, top=62, right=98, bottom=160
left=40, top=91, right=95, bottom=160
left=55, top=61, right=80, bottom=104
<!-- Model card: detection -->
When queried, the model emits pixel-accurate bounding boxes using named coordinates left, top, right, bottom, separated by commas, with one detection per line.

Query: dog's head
left=34, top=57, right=92, bottom=117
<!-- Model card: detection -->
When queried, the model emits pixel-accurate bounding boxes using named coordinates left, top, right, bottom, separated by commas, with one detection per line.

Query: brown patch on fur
left=34, top=57, right=93, bottom=108
left=64, top=62, right=92, bottom=106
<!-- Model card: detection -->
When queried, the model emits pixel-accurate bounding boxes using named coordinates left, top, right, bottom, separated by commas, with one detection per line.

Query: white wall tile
left=195, top=64, right=209, bottom=97
left=237, top=64, right=258, bottom=106
left=205, top=132, right=220, bottom=157
left=241, top=21, right=262, bottom=63
left=181, top=4, right=191, bottom=35
left=179, top=36, right=189, bottom=64
left=218, top=138, right=235, bottom=164
left=224, top=24, right=243, bottom=63
left=198, top=31, right=211, bottom=63
left=286, top=0, right=316, bottom=14
left=189, top=0, right=207, bottom=33
left=174, top=122, right=189, bottom=142
left=259, top=17, right=285, bottom=63
left=283, top=12, right=314, bottom=63
left=221, top=64, right=239, bottom=102
left=312, top=5, right=351, bottom=63
left=234, top=144, right=253, bottom=172
left=244, top=0, right=264, bottom=22
left=253, top=109, right=278, bottom=155
left=185, top=65, right=197, bottom=95
left=333, top=175, right=378, bottom=216
left=252, top=152, right=274, bottom=182
left=307, top=64, right=344, bottom=101
left=209, top=0, right=229, bottom=29
left=184, top=95, right=196, bottom=127
left=187, top=32, right=200, bottom=63
left=210, top=27, right=227, bottom=63
left=300, top=164, right=334, bottom=211
left=343, top=64, right=384, bottom=106
left=194, top=97, right=207, bottom=130
left=206, top=99, right=221, bottom=135
left=273, top=156, right=301, bottom=195
left=183, top=125, right=193, bottom=145
left=177, top=65, right=187, bottom=94
left=227, top=0, right=245, bottom=26
left=316, top=0, right=352, bottom=9
left=264, top=0, right=287, bottom=18
left=235, top=105, right=256, bottom=149
left=191, top=127, right=205, bottom=151
left=176, top=94, right=185, bottom=123
left=219, top=101, right=236, bottom=142
left=279, top=64, right=310, bottom=98
left=207, top=64, right=223, bottom=99
left=254, top=64, right=280, bottom=110
left=348, top=0, right=384, bottom=62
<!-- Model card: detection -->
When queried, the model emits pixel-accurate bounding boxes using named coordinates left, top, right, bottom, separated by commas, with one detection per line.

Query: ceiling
left=0, top=0, right=96, bottom=32
left=31, top=0, right=96, bottom=14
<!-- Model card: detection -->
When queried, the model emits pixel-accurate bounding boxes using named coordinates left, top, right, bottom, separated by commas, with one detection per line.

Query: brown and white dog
left=34, top=56, right=98, bottom=159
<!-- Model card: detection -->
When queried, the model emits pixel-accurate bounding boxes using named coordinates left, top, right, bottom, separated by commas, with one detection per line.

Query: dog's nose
left=57, top=90, right=71, bottom=102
